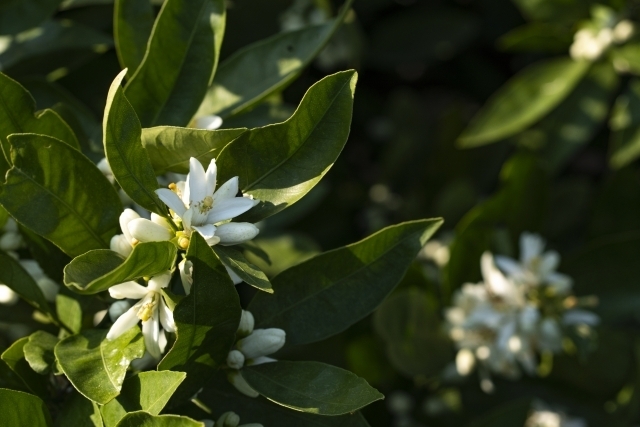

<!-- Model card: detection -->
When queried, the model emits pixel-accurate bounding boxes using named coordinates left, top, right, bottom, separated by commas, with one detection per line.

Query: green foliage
left=212, top=245, right=272, bottom=293
left=115, top=412, right=203, bottom=427
left=23, top=331, right=60, bottom=375
left=0, top=251, right=54, bottom=318
left=0, top=0, right=63, bottom=35
left=0, top=389, right=52, bottom=427
left=114, top=0, right=155, bottom=77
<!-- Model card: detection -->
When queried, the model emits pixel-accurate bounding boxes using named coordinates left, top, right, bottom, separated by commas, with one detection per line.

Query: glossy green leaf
left=104, top=69, right=167, bottom=217
left=243, top=234, right=321, bottom=278
left=242, top=361, right=383, bottom=415
left=158, top=232, right=241, bottom=402
left=0, top=389, right=52, bottom=427
left=458, top=58, right=589, bottom=147
left=609, top=79, right=640, bottom=169
left=141, top=126, right=246, bottom=174
left=54, top=391, right=103, bottom=427
left=101, top=371, right=187, bottom=427
left=55, top=328, right=145, bottom=404
left=195, top=0, right=353, bottom=119
left=1, top=338, right=50, bottom=399
left=212, top=245, right=272, bottom=293
left=0, top=0, right=63, bottom=35
left=23, top=331, right=60, bottom=375
left=249, top=219, right=442, bottom=345
left=124, top=0, right=226, bottom=127
left=217, top=70, right=358, bottom=222
left=64, top=242, right=177, bottom=295
left=0, top=251, right=53, bottom=318
left=115, top=412, right=203, bottom=427
left=56, top=288, right=83, bottom=334
left=0, top=133, right=121, bottom=257
left=114, top=0, right=154, bottom=76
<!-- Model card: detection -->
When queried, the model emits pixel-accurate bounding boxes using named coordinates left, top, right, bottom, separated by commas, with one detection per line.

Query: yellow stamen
left=178, top=236, right=190, bottom=249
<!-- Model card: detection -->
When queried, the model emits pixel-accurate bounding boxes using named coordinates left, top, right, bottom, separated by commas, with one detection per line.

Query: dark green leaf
left=611, top=43, right=640, bottom=76
left=249, top=219, right=442, bottom=345
left=23, top=331, right=59, bottom=375
left=0, top=133, right=121, bottom=257
left=609, top=78, right=640, bottom=169
left=104, top=69, right=167, bottom=217
left=497, top=23, right=572, bottom=53
left=1, top=338, right=50, bottom=399
left=158, top=233, right=241, bottom=403
left=114, top=0, right=155, bottom=76
left=63, top=242, right=177, bottom=295
left=243, top=234, right=320, bottom=278
left=0, top=251, right=53, bottom=318
left=55, top=328, right=145, bottom=404
left=458, top=58, right=589, bottom=147
left=54, top=391, right=103, bottom=427
left=195, top=0, right=353, bottom=119
left=510, top=0, right=589, bottom=23
left=0, top=389, right=52, bottom=427
left=467, top=399, right=531, bottom=427
left=124, top=0, right=226, bottom=127
left=115, top=412, right=203, bottom=427
left=0, top=0, right=63, bottom=35
left=242, top=361, right=383, bottom=416
left=212, top=245, right=272, bottom=293
left=141, top=126, right=246, bottom=174
left=217, top=70, right=358, bottom=222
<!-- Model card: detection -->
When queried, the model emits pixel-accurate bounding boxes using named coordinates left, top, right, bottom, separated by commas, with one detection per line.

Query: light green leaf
left=104, top=69, right=167, bottom=217
left=56, top=288, right=83, bottom=334
left=609, top=79, right=640, bottom=169
left=55, top=328, right=145, bottom=404
left=458, top=58, right=589, bottom=147
left=242, top=361, right=383, bottom=416
left=249, top=219, right=442, bottom=345
left=0, top=251, right=53, bottom=318
left=141, top=126, right=246, bottom=174
left=54, top=391, right=103, bottom=427
left=124, top=0, right=226, bottom=127
left=114, top=0, right=154, bottom=76
left=63, top=242, right=177, bottom=295
left=217, top=70, right=358, bottom=223
left=101, top=371, right=187, bottom=427
left=0, top=0, right=63, bottom=35
left=115, top=412, right=203, bottom=427
left=23, top=331, right=60, bottom=375
left=195, top=0, right=353, bottom=119
left=611, top=43, right=640, bottom=76
left=2, top=338, right=50, bottom=399
left=0, top=389, right=52, bottom=427
left=158, top=233, right=241, bottom=403
left=212, top=245, right=272, bottom=293
left=0, top=133, right=121, bottom=257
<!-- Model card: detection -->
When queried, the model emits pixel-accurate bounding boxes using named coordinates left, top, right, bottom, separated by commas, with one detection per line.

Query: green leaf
left=510, top=0, right=589, bottom=23
left=458, top=58, right=589, bottom=147
left=0, top=0, right=63, bottom=35
left=0, top=133, right=121, bottom=257
left=609, top=79, right=640, bottom=169
left=141, top=126, right=246, bottom=174
left=158, top=232, right=241, bottom=403
left=467, top=399, right=531, bottom=427
left=497, top=23, right=572, bottom=53
left=23, top=331, right=60, bottom=375
left=104, top=69, right=167, bottom=217
left=212, top=245, right=272, bottom=293
left=249, top=219, right=442, bottom=345
left=243, top=234, right=320, bottom=278
left=55, top=328, right=145, bottom=404
left=101, top=371, right=187, bottom=427
left=56, top=288, right=83, bottom=334
left=114, top=0, right=155, bottom=76
left=115, top=412, right=203, bottom=427
left=195, top=0, right=354, bottom=119
left=0, top=389, right=52, bottom=427
left=242, top=361, right=383, bottom=416
left=124, top=0, right=226, bottom=127
left=611, top=43, right=640, bottom=76
left=63, top=242, right=177, bottom=295
left=217, top=70, right=358, bottom=223
left=54, top=391, right=103, bottom=427
left=0, top=251, right=53, bottom=318
left=1, top=338, right=50, bottom=399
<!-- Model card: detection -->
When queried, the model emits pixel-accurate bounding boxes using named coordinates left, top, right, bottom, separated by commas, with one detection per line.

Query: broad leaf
left=55, top=328, right=145, bottom=404
left=141, top=126, right=246, bottom=174
left=217, top=70, right=358, bottom=222
left=64, top=242, right=177, bottom=295
left=249, top=219, right=442, bottom=345
left=56, top=288, right=84, bottom=334
left=212, top=245, right=272, bottom=293
left=104, top=69, right=167, bottom=217
left=458, top=58, right=589, bottom=147
left=114, top=0, right=155, bottom=76
left=0, top=389, right=52, bottom=427
left=0, top=133, right=121, bottom=257
left=115, top=412, right=203, bottom=427
left=609, top=78, right=640, bottom=169
left=23, top=331, right=60, bottom=375
left=195, top=0, right=354, bottom=119
left=158, top=233, right=241, bottom=403
left=101, top=371, right=186, bottom=427
left=1, top=338, right=50, bottom=399
left=124, top=0, right=226, bottom=127
left=0, top=251, right=53, bottom=318
left=242, top=361, right=383, bottom=416
left=0, top=0, right=63, bottom=35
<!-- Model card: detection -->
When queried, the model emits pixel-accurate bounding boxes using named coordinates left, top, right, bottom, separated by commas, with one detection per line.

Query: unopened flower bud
left=614, top=19, right=634, bottom=42
left=236, top=328, right=286, bottom=359
left=455, top=348, right=475, bottom=376
left=128, top=218, right=173, bottom=242
left=216, top=223, right=259, bottom=246
left=110, top=234, right=133, bottom=257
left=227, top=371, right=259, bottom=398
left=97, top=158, right=114, bottom=181
left=202, top=420, right=214, bottom=427
left=0, top=284, right=18, bottom=305
left=0, top=231, right=23, bottom=251
left=179, top=259, right=193, bottom=294
left=225, top=266, right=243, bottom=285
left=194, top=115, right=223, bottom=130
left=178, top=236, right=190, bottom=249
left=237, top=310, right=254, bottom=337
left=217, top=411, right=240, bottom=427
left=226, top=350, right=245, bottom=370
left=151, top=213, right=173, bottom=230
left=109, top=300, right=132, bottom=322
left=245, top=356, right=276, bottom=366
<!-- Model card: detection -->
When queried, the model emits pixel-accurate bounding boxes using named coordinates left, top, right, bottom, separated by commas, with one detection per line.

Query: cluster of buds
left=524, top=400, right=586, bottom=427
left=226, top=310, right=286, bottom=397
left=202, top=411, right=262, bottom=427
left=569, top=6, right=635, bottom=61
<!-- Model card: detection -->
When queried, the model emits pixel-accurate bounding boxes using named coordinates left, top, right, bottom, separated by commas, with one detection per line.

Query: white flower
left=106, top=271, right=175, bottom=360
left=236, top=328, right=286, bottom=359
left=226, top=350, right=245, bottom=370
left=0, top=285, right=18, bottom=305
left=525, top=401, right=587, bottom=427
left=194, top=115, right=223, bottom=130
left=155, top=158, right=258, bottom=248
left=178, top=257, right=243, bottom=294
left=613, top=19, right=635, bottom=43
left=0, top=218, right=23, bottom=251
left=110, top=209, right=174, bottom=257
left=570, top=27, right=613, bottom=61
left=237, top=310, right=255, bottom=337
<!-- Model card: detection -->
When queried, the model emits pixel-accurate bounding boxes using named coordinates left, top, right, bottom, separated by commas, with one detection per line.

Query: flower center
left=137, top=294, right=158, bottom=322
left=195, top=195, right=214, bottom=215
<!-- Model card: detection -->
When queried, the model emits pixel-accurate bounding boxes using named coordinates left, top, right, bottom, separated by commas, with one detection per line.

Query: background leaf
left=23, top=331, right=59, bottom=375
left=115, top=412, right=203, bottom=427
left=0, top=251, right=54, bottom=318
left=212, top=245, right=272, bottom=293
left=0, top=389, right=52, bottom=427
left=0, top=0, right=63, bottom=35
left=1, top=338, right=50, bottom=399
left=114, top=0, right=154, bottom=76
left=609, top=78, right=640, bottom=169
left=54, top=391, right=103, bottom=427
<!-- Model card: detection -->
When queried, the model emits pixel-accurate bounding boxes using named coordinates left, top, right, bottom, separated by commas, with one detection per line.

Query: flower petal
left=205, top=158, right=217, bottom=196
left=225, top=265, right=243, bottom=285
left=143, top=313, right=161, bottom=360
left=538, top=251, right=559, bottom=278
left=520, top=232, right=544, bottom=265
left=185, top=157, right=207, bottom=206
left=155, top=189, right=186, bottom=217
left=192, top=224, right=217, bottom=240
left=109, top=281, right=149, bottom=299
left=216, top=222, right=259, bottom=246
left=110, top=234, right=132, bottom=257
left=194, top=115, right=223, bottom=130
left=213, top=177, right=239, bottom=203
left=128, top=218, right=173, bottom=242
left=159, top=300, right=176, bottom=333
left=147, top=271, right=172, bottom=292
left=119, top=209, right=140, bottom=242
left=107, top=305, right=140, bottom=340
left=206, top=198, right=256, bottom=224
left=493, top=255, right=525, bottom=278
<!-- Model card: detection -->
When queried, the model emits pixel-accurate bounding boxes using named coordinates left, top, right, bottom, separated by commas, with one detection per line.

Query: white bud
left=216, top=223, right=259, bottom=246
left=97, top=157, right=114, bottom=182
left=37, top=277, right=59, bottom=302
left=227, top=371, right=259, bottom=398
left=109, top=300, right=132, bottom=322
left=245, top=356, right=276, bottom=366
left=0, top=284, right=18, bottom=305
left=128, top=218, right=173, bottom=243
left=93, top=309, right=107, bottom=326
left=202, top=420, right=215, bottom=427
left=217, top=411, right=240, bottom=427
left=455, top=348, right=475, bottom=376
left=2, top=218, right=18, bottom=233
left=237, top=310, right=254, bottom=337
left=195, top=115, right=223, bottom=130
left=236, top=328, right=286, bottom=359
left=614, top=20, right=634, bottom=42
left=151, top=213, right=173, bottom=230
left=179, top=259, right=193, bottom=295
left=119, top=209, right=140, bottom=242
left=110, top=234, right=133, bottom=257
left=226, top=350, right=245, bottom=370
left=0, top=231, right=23, bottom=251
left=20, top=260, right=44, bottom=280
left=225, top=266, right=243, bottom=285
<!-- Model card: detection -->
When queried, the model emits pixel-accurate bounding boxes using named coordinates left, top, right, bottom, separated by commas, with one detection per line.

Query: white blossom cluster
left=524, top=401, right=587, bottom=427
left=444, top=233, right=599, bottom=392
left=569, top=7, right=634, bottom=61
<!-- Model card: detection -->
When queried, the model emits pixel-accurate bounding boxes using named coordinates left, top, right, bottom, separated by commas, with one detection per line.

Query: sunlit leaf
left=0, top=389, right=52, bottom=427
left=23, top=331, right=60, bottom=375
left=114, top=0, right=154, bottom=76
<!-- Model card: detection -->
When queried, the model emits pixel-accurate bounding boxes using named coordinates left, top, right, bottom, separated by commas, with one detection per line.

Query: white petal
left=182, top=209, right=193, bottom=231
left=109, top=281, right=149, bottom=299
left=205, top=159, right=217, bottom=196
left=158, top=329, right=168, bottom=353
left=216, top=222, right=259, bottom=246
left=156, top=188, right=186, bottom=217
left=520, top=232, right=544, bottom=264
left=128, top=218, right=173, bottom=242
left=563, top=309, right=600, bottom=326
left=246, top=356, right=276, bottom=366
left=547, top=272, right=573, bottom=294
left=225, top=265, right=243, bottom=285
left=119, top=209, right=140, bottom=242
left=151, top=213, right=173, bottom=230
left=192, top=224, right=217, bottom=240
left=538, top=251, right=559, bottom=277
left=159, top=300, right=176, bottom=333
left=107, top=305, right=140, bottom=340
left=213, top=177, right=239, bottom=203
left=179, top=259, right=193, bottom=295
left=480, top=252, right=512, bottom=298
left=493, top=255, right=525, bottom=278
left=227, top=371, right=259, bottom=398
left=147, top=271, right=172, bottom=292
left=37, top=277, right=59, bottom=302
left=0, top=285, right=18, bottom=305
left=110, top=234, right=132, bottom=257
left=0, top=231, right=23, bottom=251
left=206, top=198, right=256, bottom=224
left=20, top=259, right=44, bottom=280
left=186, top=157, right=207, bottom=206
left=143, top=314, right=161, bottom=360
left=194, top=115, right=222, bottom=130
